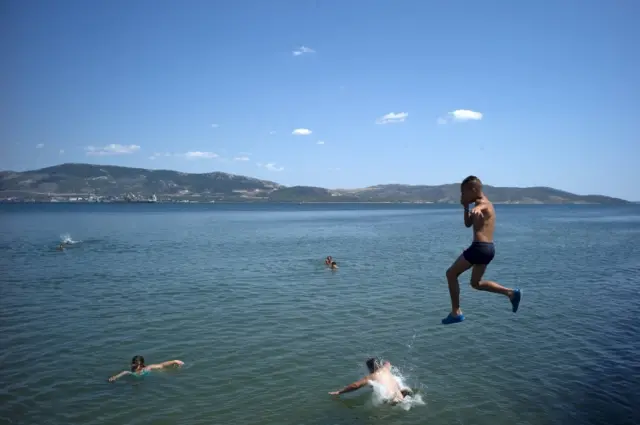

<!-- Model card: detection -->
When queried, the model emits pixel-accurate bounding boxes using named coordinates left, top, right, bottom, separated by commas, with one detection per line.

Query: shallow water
left=1, top=203, right=639, bottom=425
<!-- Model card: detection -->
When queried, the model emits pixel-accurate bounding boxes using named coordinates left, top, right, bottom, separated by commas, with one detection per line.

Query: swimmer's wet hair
left=461, top=175, right=482, bottom=189
left=366, top=357, right=381, bottom=373
left=131, top=355, right=145, bottom=366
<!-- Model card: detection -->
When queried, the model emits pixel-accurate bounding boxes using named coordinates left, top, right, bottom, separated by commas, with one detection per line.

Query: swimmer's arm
left=147, top=360, right=185, bottom=370
left=329, top=377, right=369, bottom=395
left=108, top=371, right=131, bottom=382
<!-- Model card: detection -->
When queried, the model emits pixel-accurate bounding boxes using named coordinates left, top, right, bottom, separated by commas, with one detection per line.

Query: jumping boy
left=441, top=176, right=522, bottom=324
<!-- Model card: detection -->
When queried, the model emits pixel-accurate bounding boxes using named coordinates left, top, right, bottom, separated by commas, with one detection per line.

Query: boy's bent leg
left=470, top=265, right=522, bottom=313
left=442, top=254, right=472, bottom=324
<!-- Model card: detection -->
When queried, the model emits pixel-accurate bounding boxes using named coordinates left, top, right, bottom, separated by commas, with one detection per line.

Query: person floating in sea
left=329, top=358, right=413, bottom=405
left=108, top=355, right=184, bottom=382
left=56, top=243, right=65, bottom=251
left=325, top=256, right=333, bottom=265
left=441, top=175, right=521, bottom=325
left=330, top=261, right=339, bottom=270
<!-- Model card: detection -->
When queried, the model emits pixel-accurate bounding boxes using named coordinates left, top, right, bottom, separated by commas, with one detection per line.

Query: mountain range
left=0, top=163, right=630, bottom=204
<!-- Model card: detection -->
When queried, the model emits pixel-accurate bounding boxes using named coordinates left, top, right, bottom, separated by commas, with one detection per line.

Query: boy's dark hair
left=461, top=175, right=482, bottom=190
left=131, top=355, right=145, bottom=371
left=331, top=261, right=337, bottom=265
left=366, top=357, right=381, bottom=373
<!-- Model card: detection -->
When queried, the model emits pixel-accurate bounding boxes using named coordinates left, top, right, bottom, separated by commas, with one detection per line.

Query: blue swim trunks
left=462, top=242, right=495, bottom=265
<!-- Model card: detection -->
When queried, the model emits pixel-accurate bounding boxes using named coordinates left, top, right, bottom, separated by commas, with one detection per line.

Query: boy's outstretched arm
left=108, top=371, right=131, bottom=382
left=147, top=360, right=185, bottom=370
left=329, top=376, right=369, bottom=395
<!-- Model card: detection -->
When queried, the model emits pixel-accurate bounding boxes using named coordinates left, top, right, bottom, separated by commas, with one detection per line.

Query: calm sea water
left=1, top=203, right=639, bottom=425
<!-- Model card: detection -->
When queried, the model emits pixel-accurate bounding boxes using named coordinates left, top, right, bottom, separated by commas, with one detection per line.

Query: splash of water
left=59, top=234, right=80, bottom=244
left=369, top=365, right=425, bottom=411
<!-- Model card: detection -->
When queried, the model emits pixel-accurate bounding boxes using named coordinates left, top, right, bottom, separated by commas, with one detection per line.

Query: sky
left=1, top=0, right=638, bottom=200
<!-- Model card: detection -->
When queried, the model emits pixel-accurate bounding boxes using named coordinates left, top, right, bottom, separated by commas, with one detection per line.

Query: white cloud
left=36, top=143, right=44, bottom=148
left=438, top=109, right=483, bottom=124
left=149, top=152, right=172, bottom=160
left=234, top=156, right=250, bottom=161
left=265, top=163, right=284, bottom=171
left=59, top=149, right=64, bottom=154
left=211, top=123, right=219, bottom=128
left=317, top=140, right=325, bottom=145
left=292, top=128, right=312, bottom=136
left=183, top=151, right=218, bottom=159
left=293, top=46, right=315, bottom=56
left=85, top=144, right=140, bottom=156
left=376, top=112, right=408, bottom=125
left=451, top=109, right=483, bottom=121
left=257, top=162, right=284, bottom=172
left=269, top=131, right=276, bottom=135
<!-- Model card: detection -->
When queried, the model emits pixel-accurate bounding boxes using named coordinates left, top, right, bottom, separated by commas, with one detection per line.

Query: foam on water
left=369, top=365, right=425, bottom=411
left=60, top=233, right=80, bottom=244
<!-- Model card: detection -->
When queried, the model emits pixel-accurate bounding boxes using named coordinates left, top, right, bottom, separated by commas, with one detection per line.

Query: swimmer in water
left=57, top=243, right=65, bottom=251
left=108, top=355, right=184, bottom=382
left=329, top=358, right=413, bottom=404
left=325, top=256, right=333, bottom=265
left=330, top=261, right=338, bottom=270
left=441, top=176, right=522, bottom=325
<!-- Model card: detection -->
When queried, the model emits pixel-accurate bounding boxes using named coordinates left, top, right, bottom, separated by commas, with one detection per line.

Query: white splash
left=60, top=234, right=80, bottom=244
left=369, top=365, right=425, bottom=411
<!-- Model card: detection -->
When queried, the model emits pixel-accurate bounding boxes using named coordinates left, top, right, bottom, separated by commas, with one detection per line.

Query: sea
left=1, top=203, right=639, bottom=425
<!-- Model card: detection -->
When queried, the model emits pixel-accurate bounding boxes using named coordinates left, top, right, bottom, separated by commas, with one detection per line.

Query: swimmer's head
left=131, top=355, right=145, bottom=371
left=366, top=357, right=382, bottom=373
left=461, top=175, right=483, bottom=203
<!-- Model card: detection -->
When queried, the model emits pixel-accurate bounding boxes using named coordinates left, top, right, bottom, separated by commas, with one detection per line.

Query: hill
left=0, top=163, right=630, bottom=204
left=0, top=163, right=281, bottom=202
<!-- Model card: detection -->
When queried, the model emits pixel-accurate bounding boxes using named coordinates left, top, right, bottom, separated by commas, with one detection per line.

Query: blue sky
left=1, top=0, right=638, bottom=200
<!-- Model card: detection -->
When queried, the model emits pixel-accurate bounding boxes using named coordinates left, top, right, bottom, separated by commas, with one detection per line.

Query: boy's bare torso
left=370, top=367, right=404, bottom=402
left=472, top=199, right=496, bottom=243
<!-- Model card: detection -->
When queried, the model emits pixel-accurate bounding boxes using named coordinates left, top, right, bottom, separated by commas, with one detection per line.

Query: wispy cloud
left=36, top=143, right=44, bottom=148
left=211, top=123, right=219, bottom=128
left=437, top=109, right=483, bottom=124
left=293, top=46, right=315, bottom=56
left=59, top=149, right=64, bottom=154
left=376, top=112, right=408, bottom=125
left=292, top=128, right=312, bottom=136
left=183, top=151, right=218, bottom=159
left=85, top=144, right=140, bottom=156
left=149, top=152, right=172, bottom=160
left=317, top=140, right=325, bottom=145
left=257, top=162, right=284, bottom=172
left=269, top=131, right=276, bottom=135
left=234, top=156, right=250, bottom=161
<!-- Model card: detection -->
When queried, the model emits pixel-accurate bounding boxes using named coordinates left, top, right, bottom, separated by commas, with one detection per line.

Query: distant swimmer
left=325, top=256, right=333, bottom=265
left=108, top=355, right=184, bottom=382
left=330, top=261, right=339, bottom=270
left=441, top=176, right=522, bottom=325
left=329, top=358, right=413, bottom=404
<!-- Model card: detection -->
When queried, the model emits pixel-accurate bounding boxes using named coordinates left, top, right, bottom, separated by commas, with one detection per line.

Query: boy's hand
left=470, top=205, right=484, bottom=217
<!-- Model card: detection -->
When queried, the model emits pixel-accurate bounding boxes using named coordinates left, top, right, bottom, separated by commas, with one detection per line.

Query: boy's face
left=461, top=184, right=476, bottom=204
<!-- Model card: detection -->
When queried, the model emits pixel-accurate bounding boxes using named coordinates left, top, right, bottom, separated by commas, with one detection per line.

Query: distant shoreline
left=0, top=200, right=625, bottom=206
